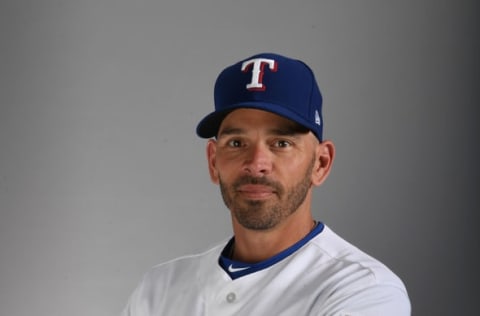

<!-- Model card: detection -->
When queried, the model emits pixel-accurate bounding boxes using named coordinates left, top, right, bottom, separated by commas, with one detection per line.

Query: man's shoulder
left=141, top=240, right=226, bottom=283
left=308, top=225, right=407, bottom=289
left=121, top=241, right=229, bottom=316
left=304, top=225, right=411, bottom=314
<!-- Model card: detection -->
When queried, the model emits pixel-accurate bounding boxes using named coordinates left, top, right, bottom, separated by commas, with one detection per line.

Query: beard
left=218, top=157, right=315, bottom=230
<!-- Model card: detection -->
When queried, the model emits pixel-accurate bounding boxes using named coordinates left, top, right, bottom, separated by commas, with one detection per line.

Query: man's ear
left=311, top=140, right=335, bottom=186
left=206, top=139, right=219, bottom=184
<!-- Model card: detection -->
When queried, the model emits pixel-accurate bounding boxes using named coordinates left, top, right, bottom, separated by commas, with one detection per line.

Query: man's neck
left=230, top=213, right=315, bottom=263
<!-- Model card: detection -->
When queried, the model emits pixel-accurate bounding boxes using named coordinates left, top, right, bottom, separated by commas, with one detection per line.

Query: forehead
left=218, top=108, right=309, bottom=136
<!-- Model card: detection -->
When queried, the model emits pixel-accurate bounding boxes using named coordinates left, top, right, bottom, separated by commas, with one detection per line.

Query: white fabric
left=122, top=226, right=410, bottom=315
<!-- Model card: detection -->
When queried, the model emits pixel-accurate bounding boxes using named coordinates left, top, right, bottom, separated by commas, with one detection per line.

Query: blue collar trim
left=218, top=221, right=324, bottom=280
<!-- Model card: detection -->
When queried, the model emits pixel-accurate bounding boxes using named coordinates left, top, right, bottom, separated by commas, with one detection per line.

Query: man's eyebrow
left=217, top=127, right=245, bottom=137
left=217, top=124, right=310, bottom=138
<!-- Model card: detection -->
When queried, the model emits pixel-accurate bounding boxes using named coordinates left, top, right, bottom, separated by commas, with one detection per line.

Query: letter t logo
left=241, top=58, right=277, bottom=91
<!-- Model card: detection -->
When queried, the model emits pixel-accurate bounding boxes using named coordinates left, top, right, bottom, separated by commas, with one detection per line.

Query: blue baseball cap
left=196, top=53, right=324, bottom=141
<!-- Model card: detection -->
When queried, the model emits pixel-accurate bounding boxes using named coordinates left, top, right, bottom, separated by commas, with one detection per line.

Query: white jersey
left=122, top=224, right=410, bottom=316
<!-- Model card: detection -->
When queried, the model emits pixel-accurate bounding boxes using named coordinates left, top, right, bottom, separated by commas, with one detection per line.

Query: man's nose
left=242, top=143, right=272, bottom=176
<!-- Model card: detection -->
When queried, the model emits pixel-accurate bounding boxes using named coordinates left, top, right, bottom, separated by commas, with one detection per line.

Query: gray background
left=0, top=0, right=478, bottom=315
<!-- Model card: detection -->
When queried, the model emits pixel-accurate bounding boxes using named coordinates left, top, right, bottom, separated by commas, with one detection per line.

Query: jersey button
left=226, top=292, right=236, bottom=303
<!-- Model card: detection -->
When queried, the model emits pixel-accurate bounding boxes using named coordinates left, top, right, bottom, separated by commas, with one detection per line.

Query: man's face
left=207, top=108, right=321, bottom=231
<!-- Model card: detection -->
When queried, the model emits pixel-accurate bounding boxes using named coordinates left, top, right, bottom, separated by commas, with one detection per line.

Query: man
left=122, top=53, right=411, bottom=315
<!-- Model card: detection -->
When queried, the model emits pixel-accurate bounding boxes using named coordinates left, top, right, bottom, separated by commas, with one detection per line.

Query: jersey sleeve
left=120, top=275, right=151, bottom=316
left=315, top=282, right=411, bottom=316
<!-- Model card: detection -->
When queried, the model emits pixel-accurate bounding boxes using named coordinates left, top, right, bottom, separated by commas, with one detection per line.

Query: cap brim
left=196, top=101, right=320, bottom=139
left=196, top=108, right=235, bottom=138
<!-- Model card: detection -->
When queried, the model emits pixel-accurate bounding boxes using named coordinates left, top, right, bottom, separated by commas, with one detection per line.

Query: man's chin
left=233, top=207, right=280, bottom=231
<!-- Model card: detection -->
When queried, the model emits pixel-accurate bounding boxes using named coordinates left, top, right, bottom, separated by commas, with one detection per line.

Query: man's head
left=207, top=108, right=331, bottom=230
left=197, top=53, right=334, bottom=231
left=196, top=53, right=324, bottom=142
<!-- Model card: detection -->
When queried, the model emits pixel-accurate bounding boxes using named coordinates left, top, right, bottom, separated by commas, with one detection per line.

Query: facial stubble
left=218, top=156, right=316, bottom=230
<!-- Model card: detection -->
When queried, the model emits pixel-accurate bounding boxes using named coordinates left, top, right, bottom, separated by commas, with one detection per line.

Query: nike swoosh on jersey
left=228, top=264, right=250, bottom=273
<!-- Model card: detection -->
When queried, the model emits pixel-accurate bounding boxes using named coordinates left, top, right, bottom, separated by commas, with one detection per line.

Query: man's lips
left=236, top=184, right=276, bottom=199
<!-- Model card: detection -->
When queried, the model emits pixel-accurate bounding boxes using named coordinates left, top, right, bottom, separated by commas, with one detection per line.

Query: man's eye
left=274, top=140, right=291, bottom=148
left=227, top=139, right=242, bottom=147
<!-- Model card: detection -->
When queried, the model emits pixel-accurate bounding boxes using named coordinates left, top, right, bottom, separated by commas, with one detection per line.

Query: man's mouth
left=237, top=184, right=276, bottom=200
